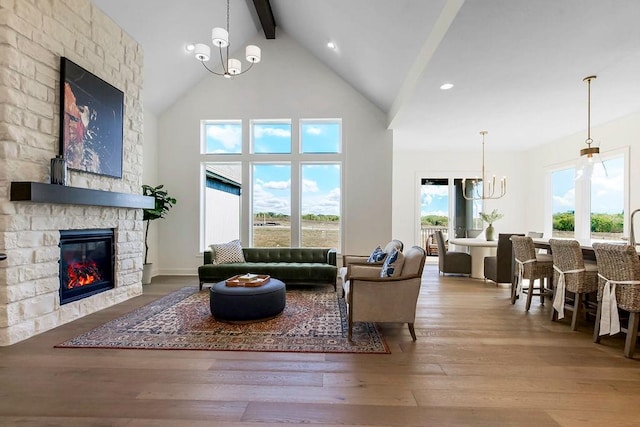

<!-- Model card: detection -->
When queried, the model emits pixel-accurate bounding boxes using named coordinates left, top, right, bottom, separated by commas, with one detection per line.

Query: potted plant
left=479, top=209, right=504, bottom=241
left=142, top=184, right=176, bottom=284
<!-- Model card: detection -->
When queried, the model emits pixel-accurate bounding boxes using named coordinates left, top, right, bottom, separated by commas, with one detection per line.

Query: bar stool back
left=510, top=236, right=554, bottom=311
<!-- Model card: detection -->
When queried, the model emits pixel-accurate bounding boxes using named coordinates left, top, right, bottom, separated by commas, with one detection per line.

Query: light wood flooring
left=1, top=265, right=639, bottom=426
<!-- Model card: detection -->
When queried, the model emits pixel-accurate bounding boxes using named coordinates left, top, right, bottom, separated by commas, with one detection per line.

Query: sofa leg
left=199, top=281, right=203, bottom=291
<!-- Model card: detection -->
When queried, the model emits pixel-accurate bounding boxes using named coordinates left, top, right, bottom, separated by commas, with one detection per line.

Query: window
left=551, top=167, right=575, bottom=237
left=201, top=119, right=343, bottom=251
left=547, top=149, right=627, bottom=241
left=252, top=163, right=291, bottom=247
left=300, top=120, right=341, bottom=153
left=301, top=164, right=341, bottom=248
left=202, top=121, right=242, bottom=154
left=590, top=156, right=624, bottom=240
left=252, top=120, right=291, bottom=154
left=203, top=163, right=242, bottom=247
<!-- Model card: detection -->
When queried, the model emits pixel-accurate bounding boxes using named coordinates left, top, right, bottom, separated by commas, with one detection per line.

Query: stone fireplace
left=59, top=229, right=115, bottom=305
left=0, top=1, right=146, bottom=345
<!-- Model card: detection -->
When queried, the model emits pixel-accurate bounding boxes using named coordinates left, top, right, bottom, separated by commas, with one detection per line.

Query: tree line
left=255, top=212, right=340, bottom=222
left=422, top=212, right=623, bottom=233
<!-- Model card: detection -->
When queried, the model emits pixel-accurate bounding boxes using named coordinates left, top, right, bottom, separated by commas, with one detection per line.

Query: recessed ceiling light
left=327, top=41, right=336, bottom=50
left=185, top=43, right=195, bottom=52
left=440, top=83, right=454, bottom=90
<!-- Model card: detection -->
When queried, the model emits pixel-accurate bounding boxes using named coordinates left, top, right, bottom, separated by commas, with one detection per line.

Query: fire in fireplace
left=59, top=229, right=115, bottom=304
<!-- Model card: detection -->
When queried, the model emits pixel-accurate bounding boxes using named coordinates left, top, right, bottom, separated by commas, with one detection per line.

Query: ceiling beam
left=252, top=0, right=276, bottom=39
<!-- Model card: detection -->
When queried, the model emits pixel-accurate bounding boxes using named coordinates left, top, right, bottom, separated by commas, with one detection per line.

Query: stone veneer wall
left=0, top=0, right=145, bottom=345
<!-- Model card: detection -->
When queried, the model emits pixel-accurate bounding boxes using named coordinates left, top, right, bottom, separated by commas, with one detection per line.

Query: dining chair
left=510, top=236, right=554, bottom=311
left=435, top=230, right=471, bottom=276
left=484, top=233, right=523, bottom=285
left=591, top=243, right=640, bottom=358
left=549, top=239, right=598, bottom=331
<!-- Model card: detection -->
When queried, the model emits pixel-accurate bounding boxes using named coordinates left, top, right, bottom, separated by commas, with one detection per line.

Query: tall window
left=301, top=164, right=341, bottom=248
left=252, top=164, right=291, bottom=247
left=552, top=167, right=575, bottom=237
left=590, top=156, right=624, bottom=240
left=204, top=163, right=241, bottom=247
left=201, top=119, right=343, bottom=251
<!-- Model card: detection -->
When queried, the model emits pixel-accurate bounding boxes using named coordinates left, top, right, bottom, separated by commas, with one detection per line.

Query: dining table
left=531, top=237, right=640, bottom=261
left=449, top=237, right=497, bottom=279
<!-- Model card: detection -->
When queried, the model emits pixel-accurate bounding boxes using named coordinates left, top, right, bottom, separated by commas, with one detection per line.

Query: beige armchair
left=339, top=240, right=403, bottom=295
left=344, top=246, right=426, bottom=341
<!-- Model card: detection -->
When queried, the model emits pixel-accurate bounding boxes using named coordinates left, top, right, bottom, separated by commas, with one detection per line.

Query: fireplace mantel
left=10, top=182, right=154, bottom=209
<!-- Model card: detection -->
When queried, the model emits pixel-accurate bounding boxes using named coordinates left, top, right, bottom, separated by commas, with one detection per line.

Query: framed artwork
left=59, top=57, right=124, bottom=178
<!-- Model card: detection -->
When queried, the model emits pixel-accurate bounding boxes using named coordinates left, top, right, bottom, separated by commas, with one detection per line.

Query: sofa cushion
left=380, top=248, right=404, bottom=278
left=367, top=246, right=386, bottom=263
left=210, top=239, right=245, bottom=264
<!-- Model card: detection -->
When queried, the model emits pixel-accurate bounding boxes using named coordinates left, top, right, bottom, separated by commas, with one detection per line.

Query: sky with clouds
left=206, top=121, right=340, bottom=217
left=553, top=156, right=624, bottom=214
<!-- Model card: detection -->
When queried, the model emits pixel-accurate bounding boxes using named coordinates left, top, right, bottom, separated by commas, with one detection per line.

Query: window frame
left=200, top=118, right=344, bottom=252
left=545, top=146, right=629, bottom=241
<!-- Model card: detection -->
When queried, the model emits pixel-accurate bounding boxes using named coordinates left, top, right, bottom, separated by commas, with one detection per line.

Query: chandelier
left=190, top=0, right=261, bottom=78
left=580, top=75, right=599, bottom=160
left=462, top=131, right=507, bottom=200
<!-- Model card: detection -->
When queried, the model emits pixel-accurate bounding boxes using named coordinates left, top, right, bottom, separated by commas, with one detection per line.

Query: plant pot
left=142, top=263, right=153, bottom=285
left=485, top=224, right=496, bottom=241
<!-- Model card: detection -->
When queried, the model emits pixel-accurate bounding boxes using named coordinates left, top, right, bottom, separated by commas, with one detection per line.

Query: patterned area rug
left=56, top=287, right=389, bottom=354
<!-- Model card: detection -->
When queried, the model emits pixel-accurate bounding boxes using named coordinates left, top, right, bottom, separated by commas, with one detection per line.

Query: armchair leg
left=348, top=309, right=353, bottom=342
left=408, top=323, right=417, bottom=341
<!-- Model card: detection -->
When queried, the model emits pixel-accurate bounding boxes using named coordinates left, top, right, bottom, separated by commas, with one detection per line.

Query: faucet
left=630, top=208, right=640, bottom=247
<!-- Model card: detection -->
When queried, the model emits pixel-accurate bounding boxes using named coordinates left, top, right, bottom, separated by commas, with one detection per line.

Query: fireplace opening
left=59, top=229, right=115, bottom=305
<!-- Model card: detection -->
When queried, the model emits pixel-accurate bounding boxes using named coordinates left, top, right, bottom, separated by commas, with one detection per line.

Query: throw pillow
left=209, top=239, right=245, bottom=264
left=380, top=248, right=405, bottom=278
left=367, top=246, right=386, bottom=263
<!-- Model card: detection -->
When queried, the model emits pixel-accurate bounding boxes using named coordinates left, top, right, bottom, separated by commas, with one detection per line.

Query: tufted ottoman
left=209, top=278, right=286, bottom=322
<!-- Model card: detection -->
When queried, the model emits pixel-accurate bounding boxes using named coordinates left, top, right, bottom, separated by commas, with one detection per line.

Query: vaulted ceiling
left=92, top=0, right=640, bottom=151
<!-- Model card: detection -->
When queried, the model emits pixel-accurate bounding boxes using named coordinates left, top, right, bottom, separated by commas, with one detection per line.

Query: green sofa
left=198, top=247, right=338, bottom=291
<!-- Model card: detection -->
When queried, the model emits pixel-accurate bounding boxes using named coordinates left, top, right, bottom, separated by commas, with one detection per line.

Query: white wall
left=392, top=112, right=640, bottom=247
left=392, top=145, right=528, bottom=247
left=156, top=32, right=393, bottom=274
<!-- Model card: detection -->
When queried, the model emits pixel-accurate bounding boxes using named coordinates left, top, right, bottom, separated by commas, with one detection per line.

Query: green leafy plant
left=142, top=184, right=176, bottom=264
left=479, top=209, right=504, bottom=225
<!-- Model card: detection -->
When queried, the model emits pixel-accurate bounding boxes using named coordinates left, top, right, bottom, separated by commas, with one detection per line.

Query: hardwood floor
left=1, top=265, right=639, bottom=426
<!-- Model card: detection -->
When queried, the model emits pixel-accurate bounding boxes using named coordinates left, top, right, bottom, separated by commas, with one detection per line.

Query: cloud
left=261, top=179, right=291, bottom=190
left=301, top=188, right=341, bottom=215
left=305, top=126, right=323, bottom=135
left=302, top=179, right=319, bottom=192
left=206, top=124, right=241, bottom=150
left=552, top=188, right=575, bottom=211
left=252, top=183, right=290, bottom=214
left=254, top=126, right=291, bottom=138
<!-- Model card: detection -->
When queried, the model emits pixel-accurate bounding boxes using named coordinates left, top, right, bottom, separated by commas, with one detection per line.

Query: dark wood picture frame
left=59, top=57, right=124, bottom=179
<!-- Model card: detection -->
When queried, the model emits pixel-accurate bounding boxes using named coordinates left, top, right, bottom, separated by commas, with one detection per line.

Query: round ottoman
left=209, top=278, right=286, bottom=322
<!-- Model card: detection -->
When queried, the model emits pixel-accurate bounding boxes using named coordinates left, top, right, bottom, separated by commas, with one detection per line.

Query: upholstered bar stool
left=549, top=239, right=598, bottom=331
left=592, top=243, right=640, bottom=358
left=510, top=236, right=554, bottom=311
